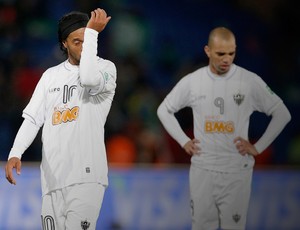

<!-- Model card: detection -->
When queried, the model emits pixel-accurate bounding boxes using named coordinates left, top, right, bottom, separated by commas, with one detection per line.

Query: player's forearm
left=8, top=119, right=40, bottom=160
left=157, top=102, right=191, bottom=147
left=79, top=28, right=102, bottom=87
left=254, top=102, right=291, bottom=153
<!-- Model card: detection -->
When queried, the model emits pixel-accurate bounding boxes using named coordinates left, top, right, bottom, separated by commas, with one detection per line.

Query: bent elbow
left=157, top=102, right=173, bottom=122
left=80, top=78, right=99, bottom=87
left=276, top=103, right=292, bottom=125
left=286, top=110, right=292, bottom=123
left=157, top=103, right=165, bottom=120
left=79, top=71, right=100, bottom=87
left=281, top=103, right=292, bottom=123
left=79, top=66, right=100, bottom=87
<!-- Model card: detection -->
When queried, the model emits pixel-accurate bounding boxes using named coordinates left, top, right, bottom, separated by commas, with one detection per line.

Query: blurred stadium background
left=0, top=0, right=299, bottom=229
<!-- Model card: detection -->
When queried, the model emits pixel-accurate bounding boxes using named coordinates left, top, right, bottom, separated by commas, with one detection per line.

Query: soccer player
left=5, top=8, right=116, bottom=230
left=157, top=27, right=291, bottom=230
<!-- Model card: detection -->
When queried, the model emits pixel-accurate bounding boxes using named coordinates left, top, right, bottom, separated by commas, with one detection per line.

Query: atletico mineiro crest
left=233, top=93, right=245, bottom=106
left=232, top=213, right=241, bottom=223
left=81, top=220, right=90, bottom=230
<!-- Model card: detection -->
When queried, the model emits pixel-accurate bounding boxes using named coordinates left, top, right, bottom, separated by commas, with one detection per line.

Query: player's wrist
left=8, top=148, right=22, bottom=160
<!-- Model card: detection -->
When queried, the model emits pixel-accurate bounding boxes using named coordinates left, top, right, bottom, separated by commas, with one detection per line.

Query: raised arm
left=79, top=8, right=114, bottom=90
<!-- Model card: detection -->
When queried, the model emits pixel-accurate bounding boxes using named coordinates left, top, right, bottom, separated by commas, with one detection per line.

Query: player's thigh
left=218, top=170, right=252, bottom=230
left=65, top=183, right=105, bottom=230
left=189, top=166, right=219, bottom=230
left=41, top=191, right=65, bottom=230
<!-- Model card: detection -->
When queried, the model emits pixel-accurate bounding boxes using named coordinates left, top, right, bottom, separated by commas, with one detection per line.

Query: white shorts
left=189, top=165, right=252, bottom=230
left=41, top=183, right=105, bottom=230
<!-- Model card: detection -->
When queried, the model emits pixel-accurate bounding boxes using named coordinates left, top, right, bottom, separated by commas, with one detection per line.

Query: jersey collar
left=207, top=64, right=237, bottom=80
left=64, top=59, right=79, bottom=72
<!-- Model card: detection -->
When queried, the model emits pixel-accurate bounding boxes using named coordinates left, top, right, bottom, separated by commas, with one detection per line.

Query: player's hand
left=183, top=139, right=201, bottom=156
left=87, top=8, right=111, bottom=33
left=5, top=157, right=22, bottom=185
left=234, top=136, right=259, bottom=157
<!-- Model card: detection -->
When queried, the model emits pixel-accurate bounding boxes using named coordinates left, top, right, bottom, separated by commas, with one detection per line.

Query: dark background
left=0, top=0, right=299, bottom=166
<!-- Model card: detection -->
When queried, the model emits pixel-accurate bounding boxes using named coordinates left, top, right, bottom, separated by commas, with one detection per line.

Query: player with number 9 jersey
left=163, top=63, right=281, bottom=173
left=157, top=27, right=291, bottom=230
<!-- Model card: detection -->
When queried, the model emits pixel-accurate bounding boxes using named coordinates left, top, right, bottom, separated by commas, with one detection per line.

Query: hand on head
left=87, top=8, right=111, bottom=33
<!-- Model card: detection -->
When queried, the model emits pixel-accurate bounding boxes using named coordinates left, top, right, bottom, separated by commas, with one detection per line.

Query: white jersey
left=164, top=64, right=282, bottom=172
left=22, top=29, right=117, bottom=195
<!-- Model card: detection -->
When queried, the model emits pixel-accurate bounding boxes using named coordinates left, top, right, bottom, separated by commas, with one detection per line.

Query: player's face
left=63, top=28, right=85, bottom=65
left=205, top=37, right=236, bottom=75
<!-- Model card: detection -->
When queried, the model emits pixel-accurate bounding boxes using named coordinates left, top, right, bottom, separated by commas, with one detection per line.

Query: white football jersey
left=164, top=64, right=282, bottom=172
left=22, top=29, right=117, bottom=195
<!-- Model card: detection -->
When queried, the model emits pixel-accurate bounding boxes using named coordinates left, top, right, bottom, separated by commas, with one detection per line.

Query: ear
left=204, top=45, right=210, bottom=57
left=62, top=41, right=67, bottom=49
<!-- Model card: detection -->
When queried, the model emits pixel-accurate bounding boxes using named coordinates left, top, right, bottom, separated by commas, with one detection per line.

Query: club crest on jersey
left=190, top=199, right=194, bottom=217
left=81, top=220, right=90, bottom=230
left=232, top=213, right=241, bottom=223
left=233, top=93, right=244, bottom=106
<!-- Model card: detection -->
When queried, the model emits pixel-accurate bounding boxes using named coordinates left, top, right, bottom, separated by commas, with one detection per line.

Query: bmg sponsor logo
left=52, top=106, right=79, bottom=125
left=204, top=120, right=235, bottom=133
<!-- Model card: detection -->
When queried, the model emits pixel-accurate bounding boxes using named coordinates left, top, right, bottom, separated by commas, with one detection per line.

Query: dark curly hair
left=57, top=11, right=89, bottom=55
